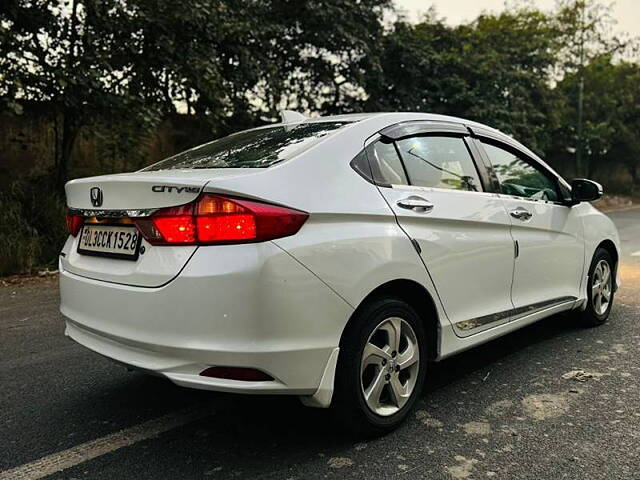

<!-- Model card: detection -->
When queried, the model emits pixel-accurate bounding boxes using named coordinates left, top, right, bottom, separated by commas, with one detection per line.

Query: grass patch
left=0, top=176, right=67, bottom=276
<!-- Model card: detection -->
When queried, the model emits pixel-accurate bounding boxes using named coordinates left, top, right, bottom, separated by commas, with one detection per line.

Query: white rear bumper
left=60, top=242, right=353, bottom=396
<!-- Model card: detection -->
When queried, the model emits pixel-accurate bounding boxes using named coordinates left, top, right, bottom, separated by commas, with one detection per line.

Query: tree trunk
left=53, top=112, right=60, bottom=172
left=55, top=0, right=81, bottom=190
left=56, top=112, right=80, bottom=189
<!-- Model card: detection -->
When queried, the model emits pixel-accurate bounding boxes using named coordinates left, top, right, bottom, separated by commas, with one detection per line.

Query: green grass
left=0, top=177, right=67, bottom=276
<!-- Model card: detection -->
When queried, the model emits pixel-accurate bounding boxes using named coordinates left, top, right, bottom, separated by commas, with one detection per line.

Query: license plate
left=77, top=224, right=141, bottom=260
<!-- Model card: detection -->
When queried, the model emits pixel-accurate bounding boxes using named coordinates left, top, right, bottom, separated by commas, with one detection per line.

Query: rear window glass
left=143, top=122, right=347, bottom=170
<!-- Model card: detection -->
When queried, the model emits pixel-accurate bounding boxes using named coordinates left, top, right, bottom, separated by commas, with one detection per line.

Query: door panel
left=501, top=197, right=584, bottom=308
left=379, top=186, right=516, bottom=334
left=366, top=133, right=517, bottom=336
left=476, top=138, right=585, bottom=309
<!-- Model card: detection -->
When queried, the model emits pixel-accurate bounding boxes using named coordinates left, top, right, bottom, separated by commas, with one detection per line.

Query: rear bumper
left=60, top=242, right=353, bottom=395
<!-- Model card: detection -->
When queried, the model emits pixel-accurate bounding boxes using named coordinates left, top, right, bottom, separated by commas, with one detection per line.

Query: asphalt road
left=2, top=208, right=639, bottom=479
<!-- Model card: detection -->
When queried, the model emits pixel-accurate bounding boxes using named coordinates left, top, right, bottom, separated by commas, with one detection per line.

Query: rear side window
left=481, top=141, right=559, bottom=201
left=365, top=141, right=408, bottom=185
left=143, top=122, right=347, bottom=170
left=396, top=136, right=482, bottom=192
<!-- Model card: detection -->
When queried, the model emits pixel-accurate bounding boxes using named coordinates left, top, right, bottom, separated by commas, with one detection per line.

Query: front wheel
left=331, top=297, right=427, bottom=436
left=575, top=248, right=615, bottom=327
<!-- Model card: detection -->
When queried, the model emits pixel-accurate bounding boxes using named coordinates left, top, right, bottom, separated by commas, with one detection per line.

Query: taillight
left=135, top=194, right=308, bottom=246
left=65, top=213, right=84, bottom=236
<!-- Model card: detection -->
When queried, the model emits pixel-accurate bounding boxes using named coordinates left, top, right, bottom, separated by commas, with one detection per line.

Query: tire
left=575, top=248, right=615, bottom=327
left=331, top=297, right=427, bottom=436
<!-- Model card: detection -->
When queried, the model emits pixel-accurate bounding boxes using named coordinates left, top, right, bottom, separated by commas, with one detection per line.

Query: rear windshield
left=143, top=122, right=348, bottom=170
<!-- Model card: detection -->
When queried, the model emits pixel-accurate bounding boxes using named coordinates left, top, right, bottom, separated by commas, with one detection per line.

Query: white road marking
left=631, top=251, right=640, bottom=257
left=0, top=405, right=214, bottom=480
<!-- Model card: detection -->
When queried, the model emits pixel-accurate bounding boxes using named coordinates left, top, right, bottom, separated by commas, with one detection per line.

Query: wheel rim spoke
left=378, top=317, right=402, bottom=353
left=389, top=376, right=409, bottom=408
left=397, top=341, right=419, bottom=370
left=364, top=369, right=386, bottom=410
left=601, top=264, right=610, bottom=284
left=361, top=342, right=391, bottom=370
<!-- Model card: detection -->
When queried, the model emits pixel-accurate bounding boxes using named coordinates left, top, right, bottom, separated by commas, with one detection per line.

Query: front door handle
left=397, top=196, right=434, bottom=213
left=510, top=207, right=532, bottom=221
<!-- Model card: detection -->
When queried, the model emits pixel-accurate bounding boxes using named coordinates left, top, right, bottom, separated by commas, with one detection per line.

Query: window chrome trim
left=494, top=193, right=567, bottom=207
left=390, top=184, right=498, bottom=199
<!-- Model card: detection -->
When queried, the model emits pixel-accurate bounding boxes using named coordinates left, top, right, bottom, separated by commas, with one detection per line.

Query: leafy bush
left=0, top=177, right=67, bottom=276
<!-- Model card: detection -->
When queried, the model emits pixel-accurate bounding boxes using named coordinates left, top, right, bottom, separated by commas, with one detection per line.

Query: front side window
left=395, top=136, right=482, bottom=191
left=143, top=122, right=347, bottom=170
left=481, top=141, right=559, bottom=201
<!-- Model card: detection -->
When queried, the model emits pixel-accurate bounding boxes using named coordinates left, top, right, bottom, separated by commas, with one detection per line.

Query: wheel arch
left=596, top=239, right=619, bottom=266
left=595, top=238, right=619, bottom=290
left=340, top=279, right=440, bottom=361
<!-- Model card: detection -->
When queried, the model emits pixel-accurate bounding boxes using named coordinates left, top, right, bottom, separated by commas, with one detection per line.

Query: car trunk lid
left=61, top=169, right=259, bottom=287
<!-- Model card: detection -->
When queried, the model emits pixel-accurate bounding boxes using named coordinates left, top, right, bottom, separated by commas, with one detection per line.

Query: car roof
left=246, top=111, right=564, bottom=183
left=299, top=112, right=561, bottom=175
left=286, top=111, right=506, bottom=138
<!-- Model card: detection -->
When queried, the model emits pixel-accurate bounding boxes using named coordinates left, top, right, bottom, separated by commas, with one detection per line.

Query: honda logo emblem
left=90, top=187, right=103, bottom=207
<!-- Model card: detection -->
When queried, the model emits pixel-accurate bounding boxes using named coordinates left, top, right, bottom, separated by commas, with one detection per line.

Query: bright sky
left=394, top=0, right=640, bottom=38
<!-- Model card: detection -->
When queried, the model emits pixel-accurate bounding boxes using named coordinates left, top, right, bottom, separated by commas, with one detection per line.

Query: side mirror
left=571, top=178, right=603, bottom=204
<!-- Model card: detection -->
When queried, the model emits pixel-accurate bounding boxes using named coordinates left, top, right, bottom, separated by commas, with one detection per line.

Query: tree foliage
left=363, top=8, right=562, bottom=152
left=0, top=0, right=391, bottom=186
left=551, top=57, right=640, bottom=188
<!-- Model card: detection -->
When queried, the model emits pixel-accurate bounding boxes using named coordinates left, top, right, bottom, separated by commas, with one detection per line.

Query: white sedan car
left=60, top=112, right=619, bottom=434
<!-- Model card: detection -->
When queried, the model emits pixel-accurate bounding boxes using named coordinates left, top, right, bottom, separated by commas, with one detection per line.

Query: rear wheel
left=575, top=248, right=615, bottom=327
left=332, top=297, right=427, bottom=436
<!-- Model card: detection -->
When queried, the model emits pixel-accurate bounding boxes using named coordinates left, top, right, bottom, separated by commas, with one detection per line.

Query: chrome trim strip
left=455, top=310, right=512, bottom=332
left=455, top=296, right=577, bottom=332
left=68, top=208, right=158, bottom=218
left=390, top=184, right=499, bottom=199
left=509, top=296, right=577, bottom=322
left=495, top=193, right=566, bottom=207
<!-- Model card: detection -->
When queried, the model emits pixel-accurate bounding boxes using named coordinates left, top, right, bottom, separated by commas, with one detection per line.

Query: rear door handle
left=510, top=207, right=532, bottom=221
left=397, top=197, right=434, bottom=213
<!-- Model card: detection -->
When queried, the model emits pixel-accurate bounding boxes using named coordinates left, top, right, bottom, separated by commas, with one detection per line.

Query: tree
left=550, top=56, right=640, bottom=191
left=0, top=0, right=161, bottom=187
left=0, top=0, right=392, bottom=187
left=243, top=0, right=392, bottom=117
left=362, top=8, right=561, bottom=153
left=457, top=9, right=562, bottom=152
left=555, top=0, right=627, bottom=176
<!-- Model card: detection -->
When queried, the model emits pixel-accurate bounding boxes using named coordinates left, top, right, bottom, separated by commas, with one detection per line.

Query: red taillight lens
left=196, top=195, right=257, bottom=242
left=135, top=194, right=307, bottom=246
left=65, top=213, right=84, bottom=236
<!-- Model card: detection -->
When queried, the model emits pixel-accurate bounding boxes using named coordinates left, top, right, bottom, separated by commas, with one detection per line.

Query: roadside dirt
left=0, top=271, right=58, bottom=288
left=596, top=194, right=637, bottom=212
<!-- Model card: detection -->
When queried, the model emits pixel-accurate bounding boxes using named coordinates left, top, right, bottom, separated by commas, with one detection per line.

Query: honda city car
left=60, top=112, right=619, bottom=434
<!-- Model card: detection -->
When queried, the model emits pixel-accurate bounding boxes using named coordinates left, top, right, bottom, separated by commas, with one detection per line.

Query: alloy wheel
left=360, top=317, right=420, bottom=416
left=592, top=259, right=612, bottom=315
